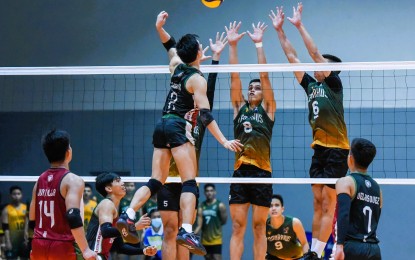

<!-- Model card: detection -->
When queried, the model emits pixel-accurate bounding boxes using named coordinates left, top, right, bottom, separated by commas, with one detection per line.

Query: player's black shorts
left=266, top=254, right=302, bottom=260
left=229, top=164, right=273, bottom=207
left=309, top=145, right=349, bottom=189
left=152, top=114, right=194, bottom=149
left=344, top=240, right=381, bottom=260
left=157, top=183, right=199, bottom=211
left=204, top=244, right=222, bottom=255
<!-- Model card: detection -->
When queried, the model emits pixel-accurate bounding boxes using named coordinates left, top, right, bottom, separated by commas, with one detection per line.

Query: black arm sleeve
left=206, top=60, right=219, bottom=110
left=324, top=71, right=343, bottom=93
left=100, top=222, right=121, bottom=238
left=112, top=237, right=145, bottom=255
left=336, top=193, right=352, bottom=244
left=300, top=73, right=316, bottom=93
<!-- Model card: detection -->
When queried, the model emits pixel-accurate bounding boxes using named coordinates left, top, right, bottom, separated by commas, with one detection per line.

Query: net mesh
left=1, top=62, right=414, bottom=183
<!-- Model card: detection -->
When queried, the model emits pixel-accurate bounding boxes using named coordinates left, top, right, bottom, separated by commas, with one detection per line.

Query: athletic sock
left=311, top=238, right=317, bottom=251
left=181, top=223, right=193, bottom=233
left=126, top=208, right=136, bottom=220
left=314, top=240, right=327, bottom=258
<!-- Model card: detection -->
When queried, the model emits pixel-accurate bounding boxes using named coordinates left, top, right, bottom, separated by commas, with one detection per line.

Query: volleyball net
left=0, top=61, right=414, bottom=185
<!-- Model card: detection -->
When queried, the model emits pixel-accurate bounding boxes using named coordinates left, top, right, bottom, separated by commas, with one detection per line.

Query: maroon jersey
left=34, top=168, right=74, bottom=241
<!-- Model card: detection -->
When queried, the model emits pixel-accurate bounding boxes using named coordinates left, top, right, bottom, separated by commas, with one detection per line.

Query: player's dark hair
left=271, top=194, right=284, bottom=207
left=84, top=183, right=93, bottom=190
left=249, top=78, right=261, bottom=85
left=350, top=138, right=377, bottom=169
left=176, top=34, right=200, bottom=64
left=148, top=208, right=160, bottom=218
left=9, top=185, right=22, bottom=194
left=322, top=54, right=342, bottom=74
left=95, top=172, right=120, bottom=197
left=42, top=129, right=71, bottom=163
left=204, top=183, right=216, bottom=191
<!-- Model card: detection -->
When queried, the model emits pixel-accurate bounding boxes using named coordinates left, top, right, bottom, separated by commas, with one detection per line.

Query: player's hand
left=334, top=244, right=345, bottom=260
left=82, top=248, right=97, bottom=260
left=156, top=11, right=168, bottom=29
left=269, top=6, right=285, bottom=31
left=135, top=213, right=151, bottom=230
left=247, top=22, right=268, bottom=43
left=287, top=2, right=303, bottom=28
left=225, top=21, right=246, bottom=46
left=223, top=139, right=243, bottom=152
left=209, top=32, right=228, bottom=56
left=143, top=245, right=158, bottom=256
left=200, top=45, right=212, bottom=62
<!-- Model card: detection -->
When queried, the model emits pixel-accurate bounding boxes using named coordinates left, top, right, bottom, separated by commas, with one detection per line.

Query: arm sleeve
left=100, top=222, right=121, bottom=238
left=300, top=73, right=316, bottom=93
left=324, top=71, right=343, bottom=93
left=112, top=237, right=145, bottom=255
left=206, top=60, right=219, bottom=110
left=336, top=193, right=352, bottom=245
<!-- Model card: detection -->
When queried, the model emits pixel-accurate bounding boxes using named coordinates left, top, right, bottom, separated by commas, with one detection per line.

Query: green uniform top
left=200, top=199, right=223, bottom=246
left=345, top=172, right=381, bottom=243
left=167, top=61, right=219, bottom=178
left=266, top=216, right=303, bottom=259
left=142, top=199, right=158, bottom=216
left=300, top=72, right=349, bottom=150
left=234, top=102, right=274, bottom=172
left=5, top=203, right=27, bottom=251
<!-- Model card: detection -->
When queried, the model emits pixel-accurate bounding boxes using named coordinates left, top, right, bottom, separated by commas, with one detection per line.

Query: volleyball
left=201, top=0, right=223, bottom=8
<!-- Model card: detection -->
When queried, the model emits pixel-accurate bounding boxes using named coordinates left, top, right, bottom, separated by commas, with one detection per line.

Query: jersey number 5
left=38, top=200, right=55, bottom=229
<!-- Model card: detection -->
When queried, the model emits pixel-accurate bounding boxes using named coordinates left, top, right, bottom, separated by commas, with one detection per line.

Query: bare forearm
left=156, top=27, right=171, bottom=44
left=207, top=121, right=227, bottom=145
left=71, top=226, right=90, bottom=252
left=296, top=23, right=319, bottom=59
left=276, top=29, right=298, bottom=62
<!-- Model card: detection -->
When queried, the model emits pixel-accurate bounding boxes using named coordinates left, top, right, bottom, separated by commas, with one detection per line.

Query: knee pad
left=146, top=178, right=163, bottom=196
left=182, top=179, right=199, bottom=199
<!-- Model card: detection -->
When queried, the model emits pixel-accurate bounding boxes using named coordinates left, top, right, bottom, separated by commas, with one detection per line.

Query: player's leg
left=229, top=203, right=250, bottom=260
left=160, top=210, right=180, bottom=260
left=251, top=204, right=269, bottom=260
left=158, top=183, right=187, bottom=260
left=130, top=148, right=171, bottom=212
left=116, top=147, right=171, bottom=243
left=307, top=147, right=325, bottom=259
left=250, top=171, right=272, bottom=260
left=311, top=184, right=323, bottom=239
left=171, top=142, right=198, bottom=228
left=319, top=185, right=336, bottom=241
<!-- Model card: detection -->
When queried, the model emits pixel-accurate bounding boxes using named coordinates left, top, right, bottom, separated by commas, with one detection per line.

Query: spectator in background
left=1, top=185, right=29, bottom=259
left=195, top=184, right=227, bottom=260
left=142, top=194, right=158, bottom=216
left=84, top=183, right=97, bottom=232
left=143, top=209, right=163, bottom=260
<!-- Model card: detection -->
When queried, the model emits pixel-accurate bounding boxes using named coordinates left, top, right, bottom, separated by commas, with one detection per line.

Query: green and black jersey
left=266, top=216, right=303, bottom=259
left=162, top=63, right=202, bottom=119
left=200, top=199, right=223, bottom=246
left=234, top=102, right=274, bottom=172
left=345, top=172, right=381, bottom=243
left=168, top=61, right=219, bottom=178
left=300, top=72, right=349, bottom=150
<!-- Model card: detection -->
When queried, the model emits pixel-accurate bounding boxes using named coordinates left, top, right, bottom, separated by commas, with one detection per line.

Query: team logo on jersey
left=47, top=175, right=53, bottom=182
left=365, top=180, right=372, bottom=188
left=283, top=227, right=289, bottom=234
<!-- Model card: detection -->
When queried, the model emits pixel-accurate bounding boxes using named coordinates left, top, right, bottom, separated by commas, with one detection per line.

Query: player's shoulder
left=61, top=172, right=84, bottom=187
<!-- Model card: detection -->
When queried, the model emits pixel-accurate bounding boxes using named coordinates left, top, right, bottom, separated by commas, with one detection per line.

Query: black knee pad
left=145, top=178, right=163, bottom=196
left=182, top=179, right=199, bottom=199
